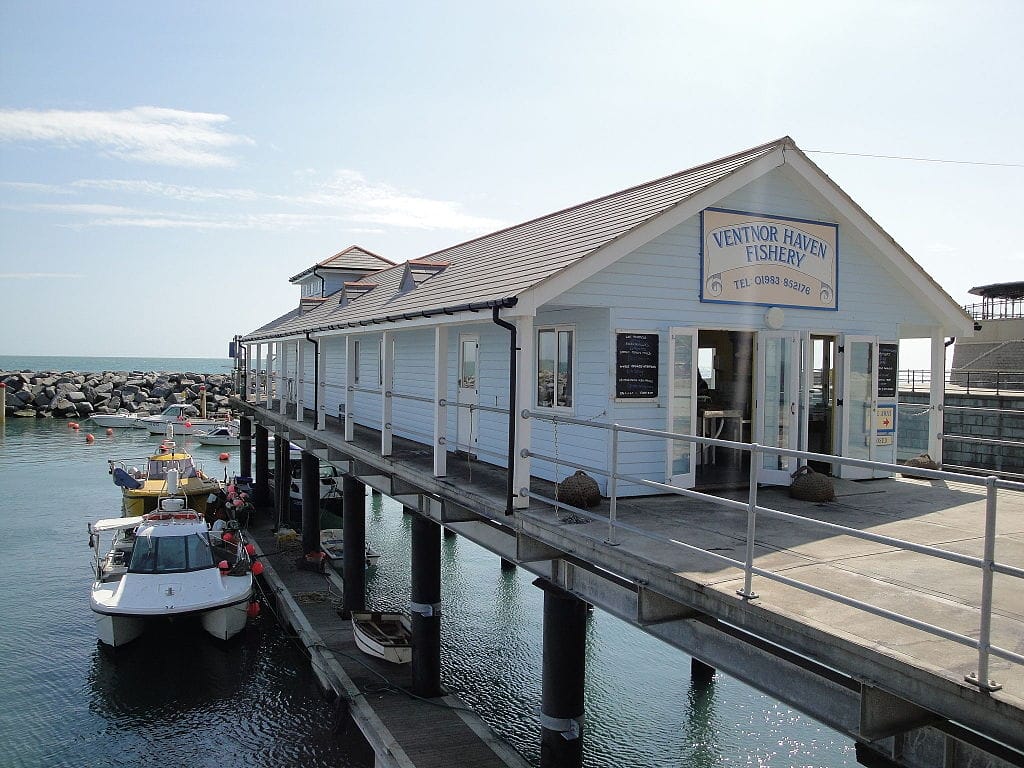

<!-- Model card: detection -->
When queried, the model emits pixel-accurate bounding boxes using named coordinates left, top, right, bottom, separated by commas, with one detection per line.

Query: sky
left=1, top=1, right=1021, bottom=367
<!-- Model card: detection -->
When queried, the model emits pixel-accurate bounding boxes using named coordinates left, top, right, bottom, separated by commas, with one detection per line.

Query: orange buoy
left=85, top=433, right=95, bottom=443
left=251, top=560, right=264, bottom=576
left=219, top=452, right=230, bottom=461
left=218, top=560, right=229, bottom=573
left=246, top=601, right=261, bottom=618
left=106, top=428, right=114, bottom=436
left=69, top=421, right=79, bottom=430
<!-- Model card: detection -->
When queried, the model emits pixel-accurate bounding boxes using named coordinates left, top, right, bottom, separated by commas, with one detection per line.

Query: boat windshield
left=146, top=457, right=199, bottom=479
left=128, top=533, right=216, bottom=573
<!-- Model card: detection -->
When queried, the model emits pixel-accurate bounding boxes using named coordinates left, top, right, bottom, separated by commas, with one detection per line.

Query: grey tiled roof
left=244, top=138, right=785, bottom=340
left=289, top=245, right=395, bottom=283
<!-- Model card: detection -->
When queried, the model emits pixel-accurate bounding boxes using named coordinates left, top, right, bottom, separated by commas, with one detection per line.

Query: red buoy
left=184, top=420, right=192, bottom=428
left=244, top=543, right=255, bottom=556
left=69, top=421, right=79, bottom=430
left=222, top=532, right=234, bottom=543
left=219, top=452, right=230, bottom=461
left=246, top=601, right=261, bottom=618
left=218, top=560, right=229, bottom=572
left=85, top=433, right=95, bottom=443
left=251, top=560, right=264, bottom=576
left=105, top=428, right=114, bottom=436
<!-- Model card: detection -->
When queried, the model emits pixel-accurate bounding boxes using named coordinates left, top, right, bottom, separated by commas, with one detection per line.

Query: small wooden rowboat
left=350, top=611, right=412, bottom=664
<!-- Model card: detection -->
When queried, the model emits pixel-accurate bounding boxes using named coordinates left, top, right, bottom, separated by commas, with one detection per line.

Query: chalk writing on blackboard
left=616, top=332, right=659, bottom=399
left=877, top=343, right=898, bottom=399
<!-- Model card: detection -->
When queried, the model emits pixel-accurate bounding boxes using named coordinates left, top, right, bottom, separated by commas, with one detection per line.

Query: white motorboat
left=195, top=425, right=240, bottom=446
left=289, top=463, right=343, bottom=508
left=350, top=611, right=412, bottom=664
left=88, top=412, right=145, bottom=429
left=320, top=528, right=381, bottom=568
left=138, top=404, right=238, bottom=435
left=88, top=489, right=256, bottom=648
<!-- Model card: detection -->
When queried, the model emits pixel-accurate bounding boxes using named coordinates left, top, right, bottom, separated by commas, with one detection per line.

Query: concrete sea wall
left=1, top=370, right=235, bottom=419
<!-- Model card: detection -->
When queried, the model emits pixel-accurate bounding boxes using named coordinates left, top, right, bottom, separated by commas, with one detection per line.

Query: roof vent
left=400, top=259, right=448, bottom=292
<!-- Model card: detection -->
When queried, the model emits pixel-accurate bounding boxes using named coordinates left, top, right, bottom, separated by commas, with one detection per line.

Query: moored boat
left=109, top=426, right=222, bottom=517
left=350, top=611, right=412, bottom=664
left=320, top=528, right=381, bottom=567
left=88, top=495, right=256, bottom=647
left=88, top=412, right=145, bottom=429
left=195, top=425, right=240, bottom=446
left=138, top=404, right=238, bottom=435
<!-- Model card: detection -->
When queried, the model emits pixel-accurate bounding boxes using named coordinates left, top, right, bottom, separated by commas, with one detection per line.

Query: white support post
left=317, top=337, right=327, bottom=431
left=344, top=336, right=355, bottom=441
left=265, top=342, right=274, bottom=409
left=279, top=341, right=289, bottom=415
left=433, top=325, right=448, bottom=477
left=254, top=344, right=262, bottom=403
left=929, top=333, right=945, bottom=462
left=381, top=331, right=394, bottom=457
left=296, top=339, right=305, bottom=423
left=513, top=315, right=534, bottom=509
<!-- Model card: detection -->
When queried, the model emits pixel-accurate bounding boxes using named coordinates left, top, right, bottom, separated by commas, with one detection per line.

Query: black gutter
left=240, top=297, right=519, bottom=344
left=491, top=305, right=518, bottom=516
left=312, top=266, right=326, bottom=298
left=305, top=331, right=320, bottom=427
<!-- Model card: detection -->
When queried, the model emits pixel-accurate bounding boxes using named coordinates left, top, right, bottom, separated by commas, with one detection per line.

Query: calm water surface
left=1, top=417, right=854, bottom=767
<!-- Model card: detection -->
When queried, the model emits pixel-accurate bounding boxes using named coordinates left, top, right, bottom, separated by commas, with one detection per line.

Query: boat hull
left=95, top=612, right=146, bottom=647
left=121, top=478, right=221, bottom=517
left=200, top=600, right=251, bottom=641
left=89, top=413, right=144, bottom=429
left=350, top=611, right=412, bottom=664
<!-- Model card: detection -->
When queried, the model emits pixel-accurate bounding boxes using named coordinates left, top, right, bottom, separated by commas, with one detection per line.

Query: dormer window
left=400, top=259, right=448, bottom=292
left=339, top=282, right=376, bottom=308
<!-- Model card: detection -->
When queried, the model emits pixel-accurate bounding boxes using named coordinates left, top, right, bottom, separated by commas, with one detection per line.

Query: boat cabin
left=238, top=137, right=972, bottom=501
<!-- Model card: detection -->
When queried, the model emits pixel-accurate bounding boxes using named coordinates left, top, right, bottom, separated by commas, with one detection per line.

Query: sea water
left=0, top=357, right=854, bottom=767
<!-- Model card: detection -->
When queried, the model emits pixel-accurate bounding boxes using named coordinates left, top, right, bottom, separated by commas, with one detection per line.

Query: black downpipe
left=305, top=331, right=319, bottom=427
left=312, top=266, right=326, bottom=298
left=492, top=306, right=517, bottom=515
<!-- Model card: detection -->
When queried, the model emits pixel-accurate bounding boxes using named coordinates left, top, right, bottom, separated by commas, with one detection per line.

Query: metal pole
left=199, top=384, right=207, bottom=418
left=274, top=434, right=289, bottom=531
left=342, top=475, right=366, bottom=615
left=606, top=425, right=619, bottom=546
left=537, top=578, right=587, bottom=768
left=0, top=382, right=5, bottom=429
left=968, top=476, right=1002, bottom=691
left=738, top=444, right=761, bottom=600
left=239, top=417, right=252, bottom=479
left=300, top=451, right=320, bottom=556
left=411, top=513, right=442, bottom=698
left=254, top=424, right=270, bottom=508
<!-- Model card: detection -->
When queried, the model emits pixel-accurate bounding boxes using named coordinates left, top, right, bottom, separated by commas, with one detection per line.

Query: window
left=537, top=326, right=574, bottom=409
left=128, top=534, right=215, bottom=573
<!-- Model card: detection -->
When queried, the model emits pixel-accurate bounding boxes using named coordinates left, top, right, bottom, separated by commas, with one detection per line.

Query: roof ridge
left=415, top=136, right=791, bottom=263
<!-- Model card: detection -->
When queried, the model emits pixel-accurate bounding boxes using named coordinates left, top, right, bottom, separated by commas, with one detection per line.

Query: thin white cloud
left=0, top=106, right=253, bottom=167
left=0, top=272, right=84, bottom=279
left=70, top=179, right=262, bottom=202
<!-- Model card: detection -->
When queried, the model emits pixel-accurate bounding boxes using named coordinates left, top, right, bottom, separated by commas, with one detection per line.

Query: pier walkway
left=249, top=519, right=530, bottom=768
left=238, top=400, right=1024, bottom=768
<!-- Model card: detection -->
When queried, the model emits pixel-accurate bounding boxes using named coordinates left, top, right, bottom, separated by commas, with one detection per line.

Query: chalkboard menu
left=877, top=343, right=898, bottom=399
left=616, top=332, right=659, bottom=399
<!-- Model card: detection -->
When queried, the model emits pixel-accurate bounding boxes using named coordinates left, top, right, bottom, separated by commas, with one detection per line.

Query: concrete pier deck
left=239, top=401, right=1024, bottom=767
left=248, top=518, right=530, bottom=768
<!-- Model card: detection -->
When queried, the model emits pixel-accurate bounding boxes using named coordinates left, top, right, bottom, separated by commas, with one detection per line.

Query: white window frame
left=536, top=324, right=576, bottom=412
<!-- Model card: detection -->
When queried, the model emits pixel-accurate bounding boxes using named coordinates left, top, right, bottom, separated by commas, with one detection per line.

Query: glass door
left=839, top=335, right=877, bottom=479
left=667, top=327, right=698, bottom=488
left=457, top=334, right=479, bottom=454
left=754, top=331, right=800, bottom=485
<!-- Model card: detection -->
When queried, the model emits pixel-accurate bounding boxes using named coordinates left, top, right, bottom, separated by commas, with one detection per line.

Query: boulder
left=15, top=390, right=33, bottom=404
left=66, top=391, right=87, bottom=402
left=33, top=392, right=52, bottom=408
left=51, top=397, right=76, bottom=416
left=75, top=401, right=95, bottom=415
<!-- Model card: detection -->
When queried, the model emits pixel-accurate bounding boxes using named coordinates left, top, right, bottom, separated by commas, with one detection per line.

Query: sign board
left=701, top=208, right=838, bottom=310
left=615, top=332, right=659, bottom=399
left=877, top=343, right=898, bottom=399
left=875, top=404, right=895, bottom=435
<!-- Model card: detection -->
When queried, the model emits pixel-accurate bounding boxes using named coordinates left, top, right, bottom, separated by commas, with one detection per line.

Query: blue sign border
left=699, top=207, right=840, bottom=312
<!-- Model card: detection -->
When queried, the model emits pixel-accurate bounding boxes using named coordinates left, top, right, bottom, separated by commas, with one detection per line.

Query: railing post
left=737, top=444, right=761, bottom=599
left=605, top=425, right=619, bottom=546
left=966, top=475, right=1002, bottom=692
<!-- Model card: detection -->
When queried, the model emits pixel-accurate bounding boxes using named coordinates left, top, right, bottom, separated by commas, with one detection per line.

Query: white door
left=754, top=331, right=801, bottom=485
left=667, top=327, right=698, bottom=488
left=457, top=334, right=479, bottom=454
left=838, top=335, right=878, bottom=479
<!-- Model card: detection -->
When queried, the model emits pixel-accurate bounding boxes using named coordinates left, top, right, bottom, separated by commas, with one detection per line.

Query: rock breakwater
left=2, top=370, right=236, bottom=419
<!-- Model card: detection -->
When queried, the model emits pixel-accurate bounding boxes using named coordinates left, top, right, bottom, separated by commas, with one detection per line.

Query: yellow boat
left=109, top=427, right=222, bottom=517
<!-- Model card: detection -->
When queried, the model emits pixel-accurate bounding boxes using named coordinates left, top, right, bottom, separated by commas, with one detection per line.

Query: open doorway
left=807, top=335, right=837, bottom=474
left=695, top=330, right=754, bottom=489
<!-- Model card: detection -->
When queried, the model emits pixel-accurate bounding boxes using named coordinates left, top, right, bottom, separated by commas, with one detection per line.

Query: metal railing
left=963, top=297, right=1024, bottom=320
left=899, top=368, right=1024, bottom=394
left=521, top=408, right=1024, bottom=692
